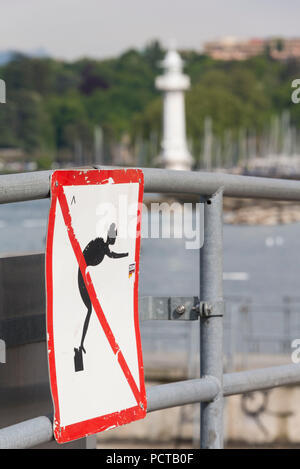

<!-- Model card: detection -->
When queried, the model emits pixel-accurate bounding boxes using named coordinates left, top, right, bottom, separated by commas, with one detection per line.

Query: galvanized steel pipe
left=199, top=189, right=224, bottom=449
left=0, top=416, right=53, bottom=449
left=1, top=364, right=300, bottom=448
left=224, top=363, right=300, bottom=396
left=2, top=167, right=300, bottom=204
left=146, top=376, right=220, bottom=412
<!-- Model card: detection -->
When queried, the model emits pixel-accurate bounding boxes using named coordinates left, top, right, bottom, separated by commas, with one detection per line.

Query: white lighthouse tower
left=155, top=47, right=193, bottom=171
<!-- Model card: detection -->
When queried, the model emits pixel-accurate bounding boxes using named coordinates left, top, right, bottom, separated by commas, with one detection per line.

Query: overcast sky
left=1, top=0, right=300, bottom=60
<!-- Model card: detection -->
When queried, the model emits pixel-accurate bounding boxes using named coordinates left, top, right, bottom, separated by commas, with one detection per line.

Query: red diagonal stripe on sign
left=57, top=186, right=141, bottom=407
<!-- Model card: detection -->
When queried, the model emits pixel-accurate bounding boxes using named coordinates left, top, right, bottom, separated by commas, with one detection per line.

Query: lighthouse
left=155, top=47, right=193, bottom=171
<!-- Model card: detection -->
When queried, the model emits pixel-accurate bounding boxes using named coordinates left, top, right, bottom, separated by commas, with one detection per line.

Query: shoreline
left=223, top=197, right=300, bottom=226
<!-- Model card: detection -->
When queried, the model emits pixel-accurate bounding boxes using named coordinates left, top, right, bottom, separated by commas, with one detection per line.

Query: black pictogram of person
left=74, top=223, right=128, bottom=372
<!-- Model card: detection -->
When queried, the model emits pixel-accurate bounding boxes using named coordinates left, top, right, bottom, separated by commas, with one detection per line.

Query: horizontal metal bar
left=223, top=363, right=300, bottom=396
left=147, top=364, right=300, bottom=414
left=0, top=377, right=219, bottom=448
left=98, top=166, right=300, bottom=201
left=2, top=167, right=300, bottom=204
left=0, top=170, right=52, bottom=204
left=146, top=376, right=220, bottom=412
left=1, top=363, right=300, bottom=448
left=0, top=416, right=53, bottom=449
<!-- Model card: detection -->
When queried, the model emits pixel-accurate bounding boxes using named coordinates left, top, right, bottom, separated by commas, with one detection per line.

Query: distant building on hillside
left=203, top=37, right=300, bottom=61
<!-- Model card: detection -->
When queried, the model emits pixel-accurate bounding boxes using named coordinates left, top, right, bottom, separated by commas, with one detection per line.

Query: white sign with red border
left=46, top=169, right=146, bottom=444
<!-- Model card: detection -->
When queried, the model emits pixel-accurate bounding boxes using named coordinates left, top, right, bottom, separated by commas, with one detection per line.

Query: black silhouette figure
left=74, top=223, right=128, bottom=372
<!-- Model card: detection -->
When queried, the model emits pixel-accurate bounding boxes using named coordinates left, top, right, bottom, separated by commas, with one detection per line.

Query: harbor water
left=0, top=198, right=300, bottom=374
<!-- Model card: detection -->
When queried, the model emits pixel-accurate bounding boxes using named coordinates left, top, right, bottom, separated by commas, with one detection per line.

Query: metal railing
left=1, top=167, right=300, bottom=449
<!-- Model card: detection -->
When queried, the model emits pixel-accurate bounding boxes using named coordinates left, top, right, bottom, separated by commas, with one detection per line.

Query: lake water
left=0, top=198, right=299, bottom=302
left=1, top=198, right=300, bottom=367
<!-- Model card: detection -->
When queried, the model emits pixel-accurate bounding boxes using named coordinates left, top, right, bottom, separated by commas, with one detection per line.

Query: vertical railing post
left=200, top=189, right=224, bottom=449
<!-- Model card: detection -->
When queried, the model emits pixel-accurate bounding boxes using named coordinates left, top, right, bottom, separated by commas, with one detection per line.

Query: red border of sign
left=46, top=169, right=146, bottom=444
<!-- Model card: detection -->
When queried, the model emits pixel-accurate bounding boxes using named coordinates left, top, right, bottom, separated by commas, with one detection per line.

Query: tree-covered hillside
left=0, top=40, right=300, bottom=168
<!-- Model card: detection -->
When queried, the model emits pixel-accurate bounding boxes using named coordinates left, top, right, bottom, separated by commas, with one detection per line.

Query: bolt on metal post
left=200, top=189, right=224, bottom=449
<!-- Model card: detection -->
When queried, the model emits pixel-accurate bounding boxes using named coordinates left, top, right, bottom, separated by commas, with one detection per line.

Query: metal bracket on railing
left=139, top=297, right=225, bottom=320
left=199, top=301, right=224, bottom=318
left=139, top=296, right=200, bottom=321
